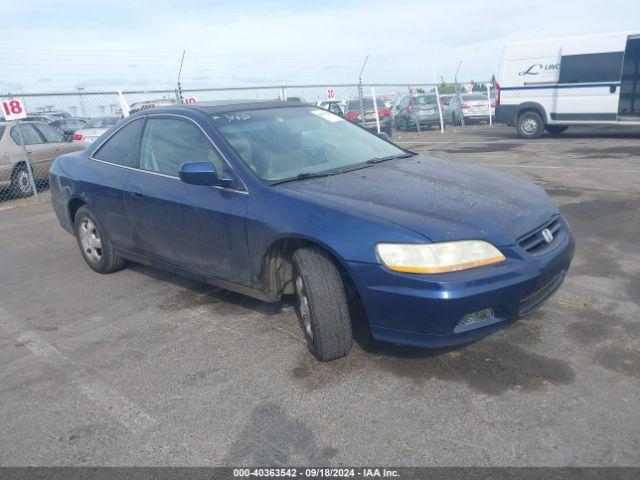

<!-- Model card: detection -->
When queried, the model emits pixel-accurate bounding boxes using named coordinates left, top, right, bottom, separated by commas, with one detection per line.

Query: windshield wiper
left=269, top=152, right=417, bottom=186
left=366, top=152, right=416, bottom=164
left=269, top=171, right=333, bottom=186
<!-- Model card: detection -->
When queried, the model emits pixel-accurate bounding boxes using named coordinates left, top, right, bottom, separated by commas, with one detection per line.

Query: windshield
left=345, top=98, right=385, bottom=111
left=85, top=117, right=119, bottom=128
left=210, top=106, right=406, bottom=182
left=414, top=95, right=437, bottom=105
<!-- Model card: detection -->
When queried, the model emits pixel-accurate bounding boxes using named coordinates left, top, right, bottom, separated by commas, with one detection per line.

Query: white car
left=73, top=117, right=120, bottom=145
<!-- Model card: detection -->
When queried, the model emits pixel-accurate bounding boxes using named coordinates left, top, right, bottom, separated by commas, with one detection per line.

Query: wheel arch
left=67, top=197, right=86, bottom=225
left=260, top=235, right=360, bottom=304
left=515, top=102, right=549, bottom=124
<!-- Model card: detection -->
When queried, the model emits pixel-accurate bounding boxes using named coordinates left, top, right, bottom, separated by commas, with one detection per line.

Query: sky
left=1, top=0, right=639, bottom=93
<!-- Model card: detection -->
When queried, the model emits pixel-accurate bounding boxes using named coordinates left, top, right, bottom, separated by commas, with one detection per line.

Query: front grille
left=518, top=216, right=563, bottom=254
left=519, top=274, right=564, bottom=316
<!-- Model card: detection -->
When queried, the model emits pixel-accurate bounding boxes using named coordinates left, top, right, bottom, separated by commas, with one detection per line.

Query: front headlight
left=376, top=241, right=505, bottom=274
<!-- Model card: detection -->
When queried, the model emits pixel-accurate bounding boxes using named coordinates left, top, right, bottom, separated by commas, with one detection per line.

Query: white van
left=495, top=32, right=640, bottom=138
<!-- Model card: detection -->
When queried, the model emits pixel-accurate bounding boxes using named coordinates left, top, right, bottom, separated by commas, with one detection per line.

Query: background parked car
left=24, top=114, right=58, bottom=125
left=51, top=117, right=88, bottom=142
left=394, top=94, right=441, bottom=131
left=439, top=94, right=454, bottom=113
left=343, top=97, right=392, bottom=136
left=447, top=93, right=494, bottom=124
left=72, top=116, right=120, bottom=145
left=0, top=121, right=83, bottom=197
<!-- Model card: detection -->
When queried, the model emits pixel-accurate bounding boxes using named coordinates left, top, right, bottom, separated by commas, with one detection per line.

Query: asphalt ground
left=0, top=123, right=639, bottom=466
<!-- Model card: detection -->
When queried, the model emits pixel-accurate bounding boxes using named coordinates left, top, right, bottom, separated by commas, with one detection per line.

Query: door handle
left=610, top=85, right=617, bottom=94
left=129, top=187, right=143, bottom=199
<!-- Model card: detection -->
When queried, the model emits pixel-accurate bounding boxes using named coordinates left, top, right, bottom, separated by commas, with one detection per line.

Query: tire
left=74, top=206, right=125, bottom=274
left=517, top=111, right=544, bottom=139
left=545, top=125, right=568, bottom=135
left=10, top=164, right=34, bottom=198
left=292, top=246, right=353, bottom=361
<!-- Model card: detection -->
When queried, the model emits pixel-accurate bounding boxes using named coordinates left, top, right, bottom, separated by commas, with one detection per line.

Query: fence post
left=15, top=120, right=39, bottom=202
left=434, top=84, right=444, bottom=134
left=486, top=82, right=493, bottom=126
left=371, top=87, right=381, bottom=134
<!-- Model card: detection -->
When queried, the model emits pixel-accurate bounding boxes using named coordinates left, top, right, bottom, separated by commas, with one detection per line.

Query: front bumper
left=347, top=223, right=575, bottom=348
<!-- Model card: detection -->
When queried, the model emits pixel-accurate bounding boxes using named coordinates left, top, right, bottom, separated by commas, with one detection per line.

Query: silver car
left=447, top=93, right=494, bottom=124
left=72, top=116, right=120, bottom=145
left=0, top=121, right=83, bottom=197
left=393, top=94, right=441, bottom=131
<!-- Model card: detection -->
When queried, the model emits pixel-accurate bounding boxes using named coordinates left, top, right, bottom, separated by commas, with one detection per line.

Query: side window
left=139, top=118, right=225, bottom=177
left=34, top=123, right=65, bottom=143
left=93, top=119, right=144, bottom=167
left=10, top=124, right=44, bottom=145
left=559, top=52, right=624, bottom=84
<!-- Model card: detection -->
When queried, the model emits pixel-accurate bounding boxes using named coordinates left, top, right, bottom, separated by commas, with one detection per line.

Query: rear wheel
left=292, top=246, right=353, bottom=361
left=516, top=111, right=544, bottom=139
left=74, top=206, right=125, bottom=274
left=545, top=125, right=568, bottom=135
left=10, top=164, right=34, bottom=198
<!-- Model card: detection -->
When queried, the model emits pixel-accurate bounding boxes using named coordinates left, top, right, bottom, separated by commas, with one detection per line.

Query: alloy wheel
left=294, top=273, right=313, bottom=341
left=78, top=217, right=102, bottom=264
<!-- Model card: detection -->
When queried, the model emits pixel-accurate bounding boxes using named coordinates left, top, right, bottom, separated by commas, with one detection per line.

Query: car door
left=8, top=123, right=54, bottom=180
left=618, top=35, right=640, bottom=120
left=88, top=118, right=145, bottom=252
left=123, top=115, right=251, bottom=285
left=556, top=51, right=624, bottom=122
left=31, top=122, right=82, bottom=174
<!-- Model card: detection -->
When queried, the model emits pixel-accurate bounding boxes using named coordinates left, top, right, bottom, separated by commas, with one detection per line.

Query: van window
left=559, top=52, right=624, bottom=84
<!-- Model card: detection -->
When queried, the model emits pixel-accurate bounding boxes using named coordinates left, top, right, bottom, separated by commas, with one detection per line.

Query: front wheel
left=516, top=111, right=544, bottom=139
left=292, top=247, right=353, bottom=361
left=74, top=206, right=125, bottom=274
left=545, top=125, right=568, bottom=135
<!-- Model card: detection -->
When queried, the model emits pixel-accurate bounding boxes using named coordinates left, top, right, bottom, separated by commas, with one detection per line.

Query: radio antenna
left=176, top=49, right=186, bottom=104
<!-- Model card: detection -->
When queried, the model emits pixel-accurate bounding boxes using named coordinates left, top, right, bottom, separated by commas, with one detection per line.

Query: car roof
left=131, top=100, right=308, bottom=117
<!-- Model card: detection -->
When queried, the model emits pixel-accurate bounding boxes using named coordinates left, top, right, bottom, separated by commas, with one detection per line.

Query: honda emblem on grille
left=542, top=228, right=554, bottom=243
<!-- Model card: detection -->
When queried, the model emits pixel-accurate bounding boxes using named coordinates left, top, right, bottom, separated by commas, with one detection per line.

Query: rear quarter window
left=92, top=119, right=144, bottom=167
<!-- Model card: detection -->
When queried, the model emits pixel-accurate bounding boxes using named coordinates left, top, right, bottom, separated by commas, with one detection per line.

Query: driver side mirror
left=179, top=162, right=232, bottom=188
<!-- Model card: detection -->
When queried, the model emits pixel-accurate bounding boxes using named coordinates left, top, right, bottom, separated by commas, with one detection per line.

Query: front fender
left=245, top=185, right=426, bottom=289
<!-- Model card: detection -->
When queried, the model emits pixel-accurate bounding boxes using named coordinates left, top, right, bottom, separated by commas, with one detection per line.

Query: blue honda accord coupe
left=50, top=101, right=574, bottom=361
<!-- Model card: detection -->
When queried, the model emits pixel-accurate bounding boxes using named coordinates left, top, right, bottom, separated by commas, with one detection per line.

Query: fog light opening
left=456, top=308, right=495, bottom=329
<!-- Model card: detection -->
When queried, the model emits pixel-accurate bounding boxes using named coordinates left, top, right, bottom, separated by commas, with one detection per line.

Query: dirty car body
left=50, top=101, right=574, bottom=357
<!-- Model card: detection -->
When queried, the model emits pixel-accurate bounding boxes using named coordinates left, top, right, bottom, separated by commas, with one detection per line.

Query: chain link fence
left=0, top=80, right=492, bottom=209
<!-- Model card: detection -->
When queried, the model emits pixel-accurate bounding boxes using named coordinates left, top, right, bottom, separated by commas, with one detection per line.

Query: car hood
left=279, top=155, right=557, bottom=245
